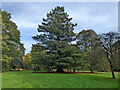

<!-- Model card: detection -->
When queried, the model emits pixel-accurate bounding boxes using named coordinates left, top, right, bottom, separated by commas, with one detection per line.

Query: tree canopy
left=1, top=10, right=25, bottom=72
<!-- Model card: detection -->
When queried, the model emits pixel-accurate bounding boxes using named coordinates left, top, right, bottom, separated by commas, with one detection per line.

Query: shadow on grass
left=33, top=72, right=101, bottom=74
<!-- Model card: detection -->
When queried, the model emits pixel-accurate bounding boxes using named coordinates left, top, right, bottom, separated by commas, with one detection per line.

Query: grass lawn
left=2, top=71, right=119, bottom=88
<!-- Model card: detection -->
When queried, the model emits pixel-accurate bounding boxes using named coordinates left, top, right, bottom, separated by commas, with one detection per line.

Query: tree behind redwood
left=76, top=29, right=98, bottom=73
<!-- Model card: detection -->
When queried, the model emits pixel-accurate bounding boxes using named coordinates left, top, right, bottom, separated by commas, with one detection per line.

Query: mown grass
left=2, top=71, right=119, bottom=88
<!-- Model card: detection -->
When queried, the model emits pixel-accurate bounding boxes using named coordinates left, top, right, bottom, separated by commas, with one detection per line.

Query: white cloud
left=11, top=18, right=39, bottom=29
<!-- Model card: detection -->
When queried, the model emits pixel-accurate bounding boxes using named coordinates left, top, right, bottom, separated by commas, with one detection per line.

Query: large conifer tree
left=32, top=6, right=77, bottom=72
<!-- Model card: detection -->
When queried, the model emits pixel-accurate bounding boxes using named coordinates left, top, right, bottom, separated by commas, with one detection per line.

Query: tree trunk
left=110, top=64, right=115, bottom=79
left=90, top=67, right=94, bottom=73
left=106, top=53, right=115, bottom=78
left=73, top=69, right=75, bottom=72
left=111, top=70, right=115, bottom=79
left=56, top=67, right=64, bottom=72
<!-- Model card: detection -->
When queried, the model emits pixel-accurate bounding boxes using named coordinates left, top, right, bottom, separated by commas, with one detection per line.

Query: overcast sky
left=2, top=2, right=118, bottom=54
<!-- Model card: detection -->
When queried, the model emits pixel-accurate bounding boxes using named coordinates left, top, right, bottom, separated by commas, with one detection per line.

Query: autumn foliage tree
left=23, top=53, right=32, bottom=70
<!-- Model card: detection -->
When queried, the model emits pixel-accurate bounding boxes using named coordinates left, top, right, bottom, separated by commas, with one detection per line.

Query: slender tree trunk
left=106, top=52, right=115, bottom=79
left=90, top=67, right=93, bottom=73
left=73, top=69, right=75, bottom=72
left=110, top=45, right=115, bottom=79
left=110, top=63, right=115, bottom=79
left=111, top=70, right=115, bottom=79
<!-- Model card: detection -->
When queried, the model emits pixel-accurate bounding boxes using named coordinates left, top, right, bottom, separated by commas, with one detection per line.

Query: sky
left=2, top=2, right=118, bottom=54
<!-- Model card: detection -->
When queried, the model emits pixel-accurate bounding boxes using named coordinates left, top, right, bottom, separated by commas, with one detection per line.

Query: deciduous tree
left=1, top=11, right=25, bottom=71
left=76, top=29, right=98, bottom=73
left=98, top=32, right=120, bottom=78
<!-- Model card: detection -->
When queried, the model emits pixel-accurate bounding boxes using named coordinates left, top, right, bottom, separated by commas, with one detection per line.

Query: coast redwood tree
left=32, top=6, right=77, bottom=72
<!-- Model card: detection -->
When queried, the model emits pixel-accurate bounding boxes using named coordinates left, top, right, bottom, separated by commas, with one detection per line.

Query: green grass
left=2, top=71, right=119, bottom=88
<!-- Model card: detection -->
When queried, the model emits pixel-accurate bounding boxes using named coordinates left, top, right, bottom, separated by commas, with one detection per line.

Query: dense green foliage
left=2, top=71, right=119, bottom=88
left=1, top=11, right=25, bottom=72
left=31, top=43, right=84, bottom=72
left=31, top=43, right=47, bottom=72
